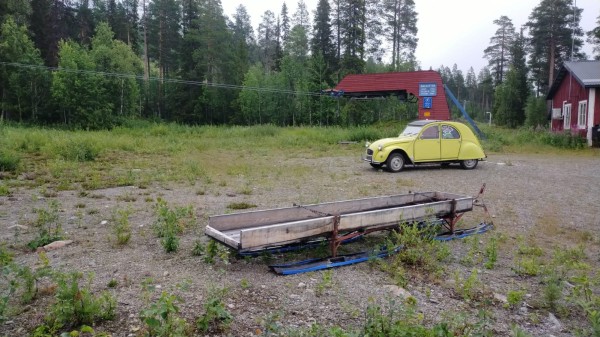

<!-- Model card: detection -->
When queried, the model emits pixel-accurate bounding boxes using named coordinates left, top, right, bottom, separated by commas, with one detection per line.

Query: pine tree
left=383, top=0, right=417, bottom=71
left=526, top=0, right=584, bottom=95
left=292, top=0, right=310, bottom=34
left=483, top=16, right=515, bottom=86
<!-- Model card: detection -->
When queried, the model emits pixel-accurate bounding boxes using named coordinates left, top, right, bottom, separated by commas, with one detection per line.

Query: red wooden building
left=547, top=60, right=600, bottom=146
left=333, top=70, right=451, bottom=121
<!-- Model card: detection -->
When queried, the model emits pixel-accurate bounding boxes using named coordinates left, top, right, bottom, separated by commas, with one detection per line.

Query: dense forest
left=0, top=0, right=599, bottom=129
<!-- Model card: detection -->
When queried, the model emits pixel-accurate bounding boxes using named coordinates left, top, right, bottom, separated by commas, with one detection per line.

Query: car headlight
left=365, top=141, right=370, bottom=148
left=378, top=145, right=383, bottom=151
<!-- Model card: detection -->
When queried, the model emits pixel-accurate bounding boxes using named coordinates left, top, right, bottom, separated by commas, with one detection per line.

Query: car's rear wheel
left=386, top=153, right=405, bottom=172
left=370, top=163, right=383, bottom=169
left=460, top=159, right=478, bottom=170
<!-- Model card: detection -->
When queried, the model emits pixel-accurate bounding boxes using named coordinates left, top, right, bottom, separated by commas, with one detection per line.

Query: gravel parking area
left=1, top=151, right=599, bottom=336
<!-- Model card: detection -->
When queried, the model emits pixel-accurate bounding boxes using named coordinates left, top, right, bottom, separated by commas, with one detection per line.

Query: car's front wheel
left=386, top=153, right=405, bottom=172
left=460, top=159, right=478, bottom=170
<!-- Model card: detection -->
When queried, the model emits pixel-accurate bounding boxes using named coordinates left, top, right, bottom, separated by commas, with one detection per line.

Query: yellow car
left=363, top=120, right=486, bottom=172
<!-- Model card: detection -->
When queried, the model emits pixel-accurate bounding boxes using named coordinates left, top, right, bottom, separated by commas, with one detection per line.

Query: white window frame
left=563, top=103, right=572, bottom=130
left=578, top=100, right=587, bottom=129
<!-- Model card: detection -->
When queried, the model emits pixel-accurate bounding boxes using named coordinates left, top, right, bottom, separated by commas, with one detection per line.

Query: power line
left=0, top=61, right=328, bottom=97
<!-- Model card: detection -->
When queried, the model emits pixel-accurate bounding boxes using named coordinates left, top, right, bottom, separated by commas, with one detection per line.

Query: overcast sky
left=220, top=0, right=600, bottom=73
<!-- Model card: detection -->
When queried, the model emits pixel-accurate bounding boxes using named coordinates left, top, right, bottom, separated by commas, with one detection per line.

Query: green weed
left=140, top=291, right=188, bottom=337
left=196, top=287, right=232, bottom=333
left=453, top=268, right=482, bottom=301
left=152, top=199, right=194, bottom=253
left=28, top=200, right=64, bottom=250
left=315, top=270, right=334, bottom=297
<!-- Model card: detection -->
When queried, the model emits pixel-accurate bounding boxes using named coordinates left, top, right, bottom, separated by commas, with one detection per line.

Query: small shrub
left=0, top=150, right=20, bottom=172
left=191, top=240, right=204, bottom=256
left=543, top=277, right=562, bottom=311
left=45, top=272, right=116, bottom=330
left=196, top=287, right=232, bottom=333
left=506, top=290, right=525, bottom=308
left=107, top=279, right=118, bottom=288
left=152, top=199, right=194, bottom=253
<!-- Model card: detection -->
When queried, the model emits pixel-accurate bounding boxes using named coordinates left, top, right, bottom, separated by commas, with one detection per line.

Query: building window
left=563, top=103, right=572, bottom=130
left=578, top=100, right=588, bottom=129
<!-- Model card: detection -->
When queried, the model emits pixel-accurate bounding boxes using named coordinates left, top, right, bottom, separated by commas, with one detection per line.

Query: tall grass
left=0, top=122, right=593, bottom=191
left=480, top=125, right=587, bottom=152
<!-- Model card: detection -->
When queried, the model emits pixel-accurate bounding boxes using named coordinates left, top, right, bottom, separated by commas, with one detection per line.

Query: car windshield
left=399, top=125, right=423, bottom=136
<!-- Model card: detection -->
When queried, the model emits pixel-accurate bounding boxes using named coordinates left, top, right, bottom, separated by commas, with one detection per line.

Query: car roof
left=407, top=120, right=443, bottom=126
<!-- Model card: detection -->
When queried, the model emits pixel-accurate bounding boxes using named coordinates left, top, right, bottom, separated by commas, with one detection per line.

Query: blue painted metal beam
left=443, top=84, right=485, bottom=139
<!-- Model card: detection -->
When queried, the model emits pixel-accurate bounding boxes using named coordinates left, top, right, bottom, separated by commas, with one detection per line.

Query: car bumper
left=362, top=154, right=383, bottom=165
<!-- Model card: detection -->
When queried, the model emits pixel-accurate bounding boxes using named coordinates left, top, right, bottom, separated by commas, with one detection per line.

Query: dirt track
left=1, top=152, right=600, bottom=336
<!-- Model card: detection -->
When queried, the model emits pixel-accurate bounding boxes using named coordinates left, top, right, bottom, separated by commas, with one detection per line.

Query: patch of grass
left=513, top=256, right=542, bottom=276
left=226, top=202, right=256, bottom=210
left=112, top=208, right=132, bottom=245
left=0, top=183, right=10, bottom=196
left=54, top=139, right=100, bottom=162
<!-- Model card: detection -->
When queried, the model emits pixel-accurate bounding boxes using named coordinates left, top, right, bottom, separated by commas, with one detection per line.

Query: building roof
left=334, top=70, right=444, bottom=97
left=547, top=60, right=600, bottom=99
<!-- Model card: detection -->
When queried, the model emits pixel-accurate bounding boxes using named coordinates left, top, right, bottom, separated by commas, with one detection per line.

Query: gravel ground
left=1, top=151, right=600, bottom=336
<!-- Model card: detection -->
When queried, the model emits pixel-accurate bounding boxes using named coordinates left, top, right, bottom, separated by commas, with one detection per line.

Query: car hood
left=370, top=136, right=415, bottom=149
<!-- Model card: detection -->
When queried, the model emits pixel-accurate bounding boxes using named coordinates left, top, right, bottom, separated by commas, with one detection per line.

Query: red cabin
left=334, top=70, right=451, bottom=121
left=547, top=60, right=600, bottom=147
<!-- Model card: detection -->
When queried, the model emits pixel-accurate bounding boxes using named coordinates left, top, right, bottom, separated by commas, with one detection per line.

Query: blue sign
left=423, top=97, right=433, bottom=109
left=419, top=82, right=437, bottom=97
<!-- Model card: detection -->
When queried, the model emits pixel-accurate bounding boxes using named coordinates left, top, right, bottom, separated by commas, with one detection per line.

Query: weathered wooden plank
left=204, top=226, right=240, bottom=249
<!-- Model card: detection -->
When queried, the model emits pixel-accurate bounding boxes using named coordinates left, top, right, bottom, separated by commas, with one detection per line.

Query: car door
left=413, top=124, right=440, bottom=162
left=440, top=124, right=461, bottom=160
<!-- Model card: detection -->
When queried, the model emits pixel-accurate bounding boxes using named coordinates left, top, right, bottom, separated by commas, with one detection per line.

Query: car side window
left=420, top=125, right=439, bottom=140
left=442, top=125, right=460, bottom=139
